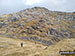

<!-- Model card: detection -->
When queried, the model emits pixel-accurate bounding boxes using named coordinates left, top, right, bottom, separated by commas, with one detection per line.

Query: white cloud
left=24, top=0, right=42, bottom=5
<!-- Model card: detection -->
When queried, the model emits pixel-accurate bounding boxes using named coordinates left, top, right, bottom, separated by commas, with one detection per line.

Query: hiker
left=21, top=42, right=23, bottom=47
left=35, top=42, right=36, bottom=44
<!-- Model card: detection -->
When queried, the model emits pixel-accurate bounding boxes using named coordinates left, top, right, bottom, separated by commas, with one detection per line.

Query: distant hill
left=0, top=7, right=75, bottom=45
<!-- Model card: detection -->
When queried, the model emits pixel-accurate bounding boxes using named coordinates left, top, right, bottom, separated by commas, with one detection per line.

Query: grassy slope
left=41, top=38, right=75, bottom=56
left=0, top=35, right=75, bottom=56
left=0, top=35, right=46, bottom=56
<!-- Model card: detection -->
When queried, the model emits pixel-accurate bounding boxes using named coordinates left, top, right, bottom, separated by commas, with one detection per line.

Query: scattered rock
left=31, top=25, right=40, bottom=30
left=0, top=22, right=7, bottom=28
left=64, top=33, right=70, bottom=38
left=12, top=23, right=21, bottom=28
left=39, top=19, right=46, bottom=23
left=8, top=16, right=19, bottom=22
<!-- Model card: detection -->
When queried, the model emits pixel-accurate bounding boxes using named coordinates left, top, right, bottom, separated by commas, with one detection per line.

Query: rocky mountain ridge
left=0, top=7, right=75, bottom=45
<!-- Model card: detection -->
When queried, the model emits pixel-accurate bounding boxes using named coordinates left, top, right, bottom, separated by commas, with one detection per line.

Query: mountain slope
left=0, top=7, right=75, bottom=46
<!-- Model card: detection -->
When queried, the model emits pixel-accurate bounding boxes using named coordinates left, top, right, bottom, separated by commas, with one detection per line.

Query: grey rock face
left=7, top=34, right=15, bottom=38
left=58, top=32, right=64, bottom=37
left=0, top=22, right=7, bottom=28
left=8, top=16, right=19, bottom=22
left=64, top=33, right=70, bottom=38
left=20, top=36, right=52, bottom=45
left=47, top=28, right=64, bottom=37
left=12, top=23, right=21, bottom=28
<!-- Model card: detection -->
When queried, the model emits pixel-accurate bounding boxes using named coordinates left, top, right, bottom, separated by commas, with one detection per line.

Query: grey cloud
left=38, top=0, right=75, bottom=12
left=0, top=0, right=75, bottom=15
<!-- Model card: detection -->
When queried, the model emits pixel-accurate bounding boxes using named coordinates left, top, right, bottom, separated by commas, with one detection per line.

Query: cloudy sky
left=0, top=0, right=75, bottom=15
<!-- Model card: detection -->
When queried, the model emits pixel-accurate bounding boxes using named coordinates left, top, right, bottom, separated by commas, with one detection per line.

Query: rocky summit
left=0, top=7, right=75, bottom=46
